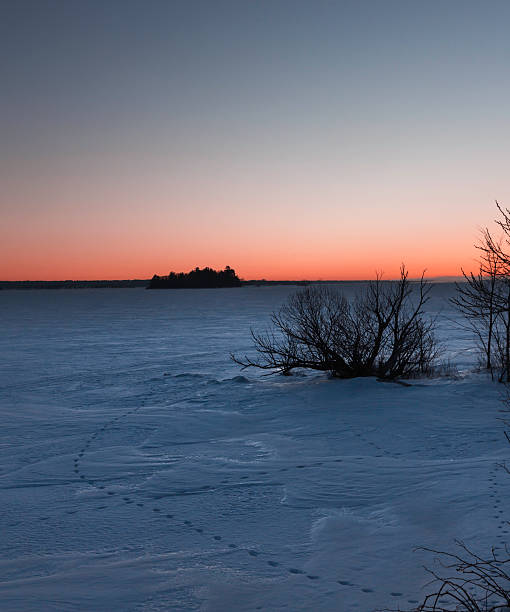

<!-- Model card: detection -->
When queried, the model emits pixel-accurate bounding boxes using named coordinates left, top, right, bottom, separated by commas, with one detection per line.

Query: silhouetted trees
left=389, top=424, right=510, bottom=612
left=451, top=248, right=501, bottom=375
left=384, top=540, right=510, bottom=611
left=233, top=266, right=439, bottom=380
left=452, top=203, right=510, bottom=382
left=148, top=266, right=241, bottom=289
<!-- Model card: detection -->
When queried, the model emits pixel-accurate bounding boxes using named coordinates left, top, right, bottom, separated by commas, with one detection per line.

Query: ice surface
left=0, top=285, right=508, bottom=611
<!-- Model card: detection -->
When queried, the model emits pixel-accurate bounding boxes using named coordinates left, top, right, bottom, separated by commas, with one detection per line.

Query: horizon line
left=0, top=275, right=465, bottom=284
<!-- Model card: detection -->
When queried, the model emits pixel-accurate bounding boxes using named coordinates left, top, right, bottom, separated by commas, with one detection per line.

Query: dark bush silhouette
left=148, top=266, right=241, bottom=289
left=385, top=432, right=510, bottom=612
left=232, top=266, right=439, bottom=379
left=451, top=260, right=500, bottom=375
left=385, top=541, right=510, bottom=611
left=452, top=202, right=510, bottom=382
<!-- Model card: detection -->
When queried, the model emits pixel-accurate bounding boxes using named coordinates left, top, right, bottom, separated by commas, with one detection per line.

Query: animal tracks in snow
left=67, top=399, right=421, bottom=600
left=67, top=386, right=507, bottom=607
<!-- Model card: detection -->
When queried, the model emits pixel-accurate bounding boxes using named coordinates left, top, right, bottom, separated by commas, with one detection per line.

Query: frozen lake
left=0, top=285, right=508, bottom=611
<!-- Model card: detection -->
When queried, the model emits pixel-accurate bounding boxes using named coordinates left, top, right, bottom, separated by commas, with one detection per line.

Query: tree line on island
left=148, top=266, right=242, bottom=289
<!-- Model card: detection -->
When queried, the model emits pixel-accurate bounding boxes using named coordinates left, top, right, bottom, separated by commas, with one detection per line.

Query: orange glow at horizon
left=1, top=170, right=500, bottom=282
left=3, top=1, right=510, bottom=284
left=1, top=221, right=482, bottom=282
left=3, top=153, right=500, bottom=282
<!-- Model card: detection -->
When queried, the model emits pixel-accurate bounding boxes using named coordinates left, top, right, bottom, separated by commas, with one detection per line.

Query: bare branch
left=232, top=267, right=439, bottom=380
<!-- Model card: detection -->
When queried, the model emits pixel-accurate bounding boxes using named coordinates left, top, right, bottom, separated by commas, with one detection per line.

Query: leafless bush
left=232, top=266, right=440, bottom=380
left=384, top=422, right=510, bottom=612
left=452, top=203, right=510, bottom=383
left=380, top=541, right=510, bottom=612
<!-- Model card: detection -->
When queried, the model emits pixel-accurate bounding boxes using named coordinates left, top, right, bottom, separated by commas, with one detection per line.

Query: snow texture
left=0, top=285, right=508, bottom=611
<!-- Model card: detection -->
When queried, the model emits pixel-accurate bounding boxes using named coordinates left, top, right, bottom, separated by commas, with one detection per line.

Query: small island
left=148, top=266, right=242, bottom=289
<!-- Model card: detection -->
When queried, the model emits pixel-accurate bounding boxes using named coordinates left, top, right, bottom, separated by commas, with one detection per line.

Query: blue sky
left=2, top=1, right=510, bottom=279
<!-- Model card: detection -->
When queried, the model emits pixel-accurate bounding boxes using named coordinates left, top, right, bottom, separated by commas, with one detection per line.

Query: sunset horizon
left=4, top=3, right=510, bottom=609
left=0, top=272, right=469, bottom=283
left=3, top=1, right=510, bottom=283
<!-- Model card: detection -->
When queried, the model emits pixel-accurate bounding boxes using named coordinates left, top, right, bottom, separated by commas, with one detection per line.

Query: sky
left=2, top=0, right=510, bottom=281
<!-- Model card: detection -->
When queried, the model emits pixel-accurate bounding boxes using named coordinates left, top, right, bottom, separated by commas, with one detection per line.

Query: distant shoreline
left=0, top=277, right=463, bottom=290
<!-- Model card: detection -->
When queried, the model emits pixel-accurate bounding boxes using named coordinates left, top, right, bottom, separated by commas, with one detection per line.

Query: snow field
left=0, top=286, right=508, bottom=611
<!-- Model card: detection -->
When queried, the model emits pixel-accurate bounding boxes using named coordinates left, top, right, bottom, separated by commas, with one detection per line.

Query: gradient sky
left=2, top=0, right=510, bottom=280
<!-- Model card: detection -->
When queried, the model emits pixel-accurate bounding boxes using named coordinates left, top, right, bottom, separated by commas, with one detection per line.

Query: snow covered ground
left=0, top=284, right=508, bottom=611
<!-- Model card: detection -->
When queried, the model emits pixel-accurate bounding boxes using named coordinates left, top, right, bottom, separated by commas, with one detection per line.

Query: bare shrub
left=232, top=266, right=440, bottom=380
left=384, top=421, right=510, bottom=612
left=380, top=542, right=510, bottom=612
left=452, top=202, right=510, bottom=383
